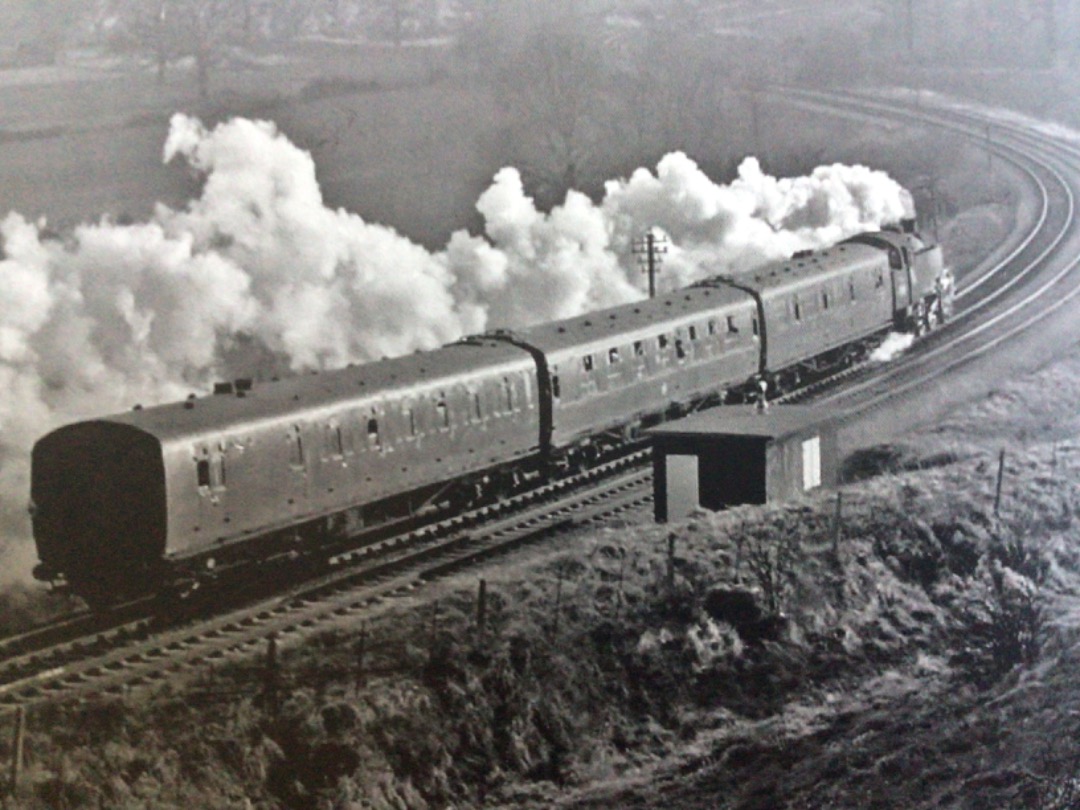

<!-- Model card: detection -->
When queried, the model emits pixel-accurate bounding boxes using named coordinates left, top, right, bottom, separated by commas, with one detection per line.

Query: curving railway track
left=5, top=88, right=1080, bottom=708
left=781, top=88, right=1080, bottom=418
left=0, top=452, right=654, bottom=706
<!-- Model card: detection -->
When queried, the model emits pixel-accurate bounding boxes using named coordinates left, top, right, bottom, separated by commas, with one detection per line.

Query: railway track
left=0, top=451, right=653, bottom=706
left=6, top=88, right=1079, bottom=708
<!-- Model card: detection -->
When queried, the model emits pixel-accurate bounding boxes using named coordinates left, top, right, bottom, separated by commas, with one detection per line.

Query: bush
left=953, top=530, right=1045, bottom=688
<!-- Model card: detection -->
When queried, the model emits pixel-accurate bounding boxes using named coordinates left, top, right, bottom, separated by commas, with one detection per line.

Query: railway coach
left=31, top=339, right=542, bottom=606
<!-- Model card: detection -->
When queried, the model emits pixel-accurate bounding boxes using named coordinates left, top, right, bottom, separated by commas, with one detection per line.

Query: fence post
left=734, top=520, right=748, bottom=583
left=831, top=491, right=844, bottom=559
left=994, top=449, right=1006, bottom=517
left=615, top=549, right=627, bottom=621
left=551, top=571, right=564, bottom=639
left=9, top=705, right=24, bottom=794
left=264, top=634, right=280, bottom=718
left=667, top=533, right=677, bottom=597
left=428, top=600, right=439, bottom=658
left=476, top=579, right=487, bottom=631
left=354, top=623, right=367, bottom=693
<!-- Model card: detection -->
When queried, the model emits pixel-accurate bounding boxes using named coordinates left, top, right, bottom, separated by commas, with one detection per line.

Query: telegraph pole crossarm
left=632, top=229, right=669, bottom=299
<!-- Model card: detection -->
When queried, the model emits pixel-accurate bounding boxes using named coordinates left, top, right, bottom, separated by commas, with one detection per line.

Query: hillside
left=4, top=332, right=1080, bottom=808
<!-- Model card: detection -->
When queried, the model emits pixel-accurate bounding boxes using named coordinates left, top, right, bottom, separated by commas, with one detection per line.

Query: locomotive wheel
left=911, top=302, right=927, bottom=337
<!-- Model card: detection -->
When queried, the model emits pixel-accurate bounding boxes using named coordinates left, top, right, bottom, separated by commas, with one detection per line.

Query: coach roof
left=95, top=339, right=535, bottom=441
left=510, top=282, right=753, bottom=354
left=742, top=242, right=887, bottom=294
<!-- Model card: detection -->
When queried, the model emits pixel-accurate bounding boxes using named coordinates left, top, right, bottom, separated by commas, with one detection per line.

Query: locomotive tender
left=30, top=224, right=949, bottom=607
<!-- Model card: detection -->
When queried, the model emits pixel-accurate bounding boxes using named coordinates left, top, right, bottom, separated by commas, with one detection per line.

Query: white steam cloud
left=870, top=332, right=917, bottom=363
left=0, top=114, right=913, bottom=578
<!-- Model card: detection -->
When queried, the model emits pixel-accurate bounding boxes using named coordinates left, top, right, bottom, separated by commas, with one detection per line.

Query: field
left=0, top=37, right=1014, bottom=250
left=0, top=43, right=487, bottom=247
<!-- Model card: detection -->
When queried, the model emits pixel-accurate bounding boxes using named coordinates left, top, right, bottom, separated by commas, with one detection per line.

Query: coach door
left=286, top=423, right=310, bottom=516
left=889, top=246, right=913, bottom=310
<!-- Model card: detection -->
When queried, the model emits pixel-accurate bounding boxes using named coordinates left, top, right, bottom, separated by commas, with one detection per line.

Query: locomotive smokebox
left=647, top=405, right=839, bottom=523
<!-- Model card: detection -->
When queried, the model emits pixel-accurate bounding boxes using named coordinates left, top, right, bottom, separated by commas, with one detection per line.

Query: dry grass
left=7, top=420, right=1080, bottom=808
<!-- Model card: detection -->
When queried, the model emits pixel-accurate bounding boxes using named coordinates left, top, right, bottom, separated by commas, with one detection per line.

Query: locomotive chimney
left=900, top=217, right=916, bottom=234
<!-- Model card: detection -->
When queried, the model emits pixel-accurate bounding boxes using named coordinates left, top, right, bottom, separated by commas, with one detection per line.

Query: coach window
left=436, top=397, right=450, bottom=428
left=196, top=458, right=211, bottom=489
left=403, top=405, right=417, bottom=437
left=675, top=338, right=686, bottom=360
left=340, top=425, right=355, bottom=455
left=367, top=417, right=381, bottom=448
left=582, top=354, right=594, bottom=372
left=503, top=377, right=514, bottom=412
left=472, top=391, right=483, bottom=422
left=212, top=454, right=226, bottom=489
left=608, top=347, right=620, bottom=364
left=849, top=279, right=857, bottom=301
left=708, top=320, right=717, bottom=336
left=752, top=316, right=760, bottom=338
left=822, top=290, right=830, bottom=310
left=727, top=315, right=738, bottom=334
left=688, top=325, right=698, bottom=341
left=633, top=340, right=644, bottom=357
left=551, top=366, right=561, bottom=399
left=289, top=426, right=305, bottom=468
left=793, top=297, right=802, bottom=321
left=658, top=334, right=669, bottom=350
left=325, top=424, right=345, bottom=458
left=876, top=272, right=885, bottom=288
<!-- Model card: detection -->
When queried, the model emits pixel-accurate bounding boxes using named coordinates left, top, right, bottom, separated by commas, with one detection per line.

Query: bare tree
left=515, top=25, right=605, bottom=193
left=374, top=0, right=414, bottom=45
left=175, top=0, right=248, bottom=98
left=11, top=0, right=83, bottom=65
left=109, top=0, right=248, bottom=97
left=476, top=6, right=612, bottom=203
left=105, top=0, right=172, bottom=82
left=263, top=0, right=313, bottom=41
left=612, top=7, right=736, bottom=161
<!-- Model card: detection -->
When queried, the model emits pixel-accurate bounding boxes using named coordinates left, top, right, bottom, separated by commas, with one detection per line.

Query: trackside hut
left=647, top=405, right=839, bottom=523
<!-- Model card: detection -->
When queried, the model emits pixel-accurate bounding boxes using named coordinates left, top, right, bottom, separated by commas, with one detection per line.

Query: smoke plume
left=870, top=332, right=917, bottom=363
left=0, top=114, right=913, bottom=578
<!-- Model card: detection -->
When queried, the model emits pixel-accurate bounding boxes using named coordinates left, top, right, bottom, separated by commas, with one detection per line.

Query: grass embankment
left=7, top=342, right=1080, bottom=809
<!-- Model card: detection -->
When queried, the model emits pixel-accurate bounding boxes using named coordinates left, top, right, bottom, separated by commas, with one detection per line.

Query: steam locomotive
left=30, top=223, right=950, bottom=607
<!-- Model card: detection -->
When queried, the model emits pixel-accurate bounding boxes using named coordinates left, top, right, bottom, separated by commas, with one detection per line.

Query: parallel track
left=0, top=453, right=652, bottom=705
left=781, top=89, right=1080, bottom=414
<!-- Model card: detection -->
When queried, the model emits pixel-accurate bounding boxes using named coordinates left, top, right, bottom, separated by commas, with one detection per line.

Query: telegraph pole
left=632, top=230, right=668, bottom=298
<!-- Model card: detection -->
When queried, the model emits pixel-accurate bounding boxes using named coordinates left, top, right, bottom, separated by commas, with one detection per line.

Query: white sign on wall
left=666, top=454, right=700, bottom=521
left=802, top=436, right=821, bottom=490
